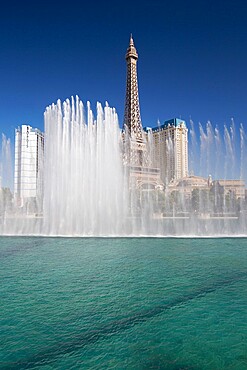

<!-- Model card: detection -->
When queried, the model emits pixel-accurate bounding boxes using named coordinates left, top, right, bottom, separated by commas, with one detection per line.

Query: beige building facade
left=167, top=176, right=246, bottom=200
left=215, top=179, right=245, bottom=199
left=146, top=118, right=188, bottom=185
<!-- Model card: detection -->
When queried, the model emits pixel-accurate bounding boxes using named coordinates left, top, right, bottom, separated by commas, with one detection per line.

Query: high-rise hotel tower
left=14, top=125, right=44, bottom=211
left=149, top=119, right=188, bottom=185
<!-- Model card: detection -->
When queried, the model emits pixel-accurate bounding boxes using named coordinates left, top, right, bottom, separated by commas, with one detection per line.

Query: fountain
left=0, top=96, right=246, bottom=236
left=43, top=97, right=129, bottom=236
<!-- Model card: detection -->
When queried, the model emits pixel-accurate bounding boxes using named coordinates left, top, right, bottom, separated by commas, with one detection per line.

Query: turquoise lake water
left=0, top=237, right=247, bottom=369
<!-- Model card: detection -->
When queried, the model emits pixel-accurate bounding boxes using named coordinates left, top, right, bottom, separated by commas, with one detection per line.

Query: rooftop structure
left=151, top=118, right=187, bottom=131
left=215, top=179, right=245, bottom=199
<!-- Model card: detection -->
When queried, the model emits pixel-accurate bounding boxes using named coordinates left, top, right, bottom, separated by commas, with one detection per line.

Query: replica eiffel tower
left=123, top=35, right=163, bottom=190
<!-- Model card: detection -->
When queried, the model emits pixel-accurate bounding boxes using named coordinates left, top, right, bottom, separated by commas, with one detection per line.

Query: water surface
left=1, top=237, right=247, bottom=369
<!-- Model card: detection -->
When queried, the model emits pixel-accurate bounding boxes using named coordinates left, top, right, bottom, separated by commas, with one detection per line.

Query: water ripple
left=2, top=270, right=246, bottom=370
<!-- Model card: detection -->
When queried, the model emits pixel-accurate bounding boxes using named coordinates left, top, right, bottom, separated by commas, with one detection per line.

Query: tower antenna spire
left=129, top=34, right=135, bottom=47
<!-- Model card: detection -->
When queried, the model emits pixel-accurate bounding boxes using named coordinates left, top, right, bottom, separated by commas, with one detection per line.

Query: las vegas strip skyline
left=0, top=0, right=247, bottom=162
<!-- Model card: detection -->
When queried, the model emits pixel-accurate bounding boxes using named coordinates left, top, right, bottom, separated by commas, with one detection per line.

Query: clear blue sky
left=1, top=0, right=247, bottom=146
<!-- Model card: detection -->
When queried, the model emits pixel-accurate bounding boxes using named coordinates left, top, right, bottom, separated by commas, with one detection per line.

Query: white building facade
left=14, top=125, right=44, bottom=212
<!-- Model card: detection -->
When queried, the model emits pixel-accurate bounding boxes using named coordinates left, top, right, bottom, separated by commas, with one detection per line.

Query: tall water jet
left=240, top=123, right=246, bottom=181
left=0, top=135, right=13, bottom=220
left=43, top=96, right=129, bottom=236
left=214, top=125, right=223, bottom=179
left=188, top=119, right=198, bottom=175
left=1, top=134, right=13, bottom=190
left=224, top=124, right=236, bottom=179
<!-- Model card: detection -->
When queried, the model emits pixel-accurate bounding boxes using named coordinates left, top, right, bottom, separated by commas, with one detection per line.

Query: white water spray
left=43, top=96, right=129, bottom=236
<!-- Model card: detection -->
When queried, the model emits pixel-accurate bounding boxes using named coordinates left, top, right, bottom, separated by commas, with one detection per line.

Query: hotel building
left=14, top=125, right=44, bottom=211
left=146, top=118, right=188, bottom=185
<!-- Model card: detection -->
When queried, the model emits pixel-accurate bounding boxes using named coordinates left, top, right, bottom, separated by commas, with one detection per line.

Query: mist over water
left=0, top=97, right=246, bottom=236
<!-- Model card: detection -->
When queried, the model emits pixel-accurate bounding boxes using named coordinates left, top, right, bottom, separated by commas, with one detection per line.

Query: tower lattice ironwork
left=122, top=35, right=163, bottom=191
left=123, top=35, right=150, bottom=168
left=124, top=35, right=143, bottom=141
